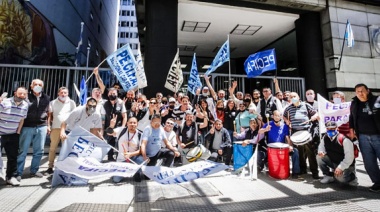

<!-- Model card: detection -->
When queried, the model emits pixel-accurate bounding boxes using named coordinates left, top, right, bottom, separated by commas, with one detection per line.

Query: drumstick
left=301, top=119, right=312, bottom=125
left=185, top=141, right=195, bottom=147
left=265, top=113, right=270, bottom=125
left=233, top=121, right=236, bottom=132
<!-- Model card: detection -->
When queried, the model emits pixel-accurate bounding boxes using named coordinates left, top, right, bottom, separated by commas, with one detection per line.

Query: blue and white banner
left=135, top=44, right=148, bottom=88
left=317, top=94, right=351, bottom=133
left=106, top=44, right=138, bottom=92
left=51, top=127, right=110, bottom=187
left=74, top=22, right=84, bottom=67
left=55, top=157, right=141, bottom=180
left=244, top=49, right=277, bottom=78
left=205, top=39, right=230, bottom=76
left=164, top=49, right=183, bottom=93
left=79, top=76, right=87, bottom=105
left=345, top=20, right=354, bottom=48
left=187, top=53, right=202, bottom=95
left=142, top=160, right=228, bottom=184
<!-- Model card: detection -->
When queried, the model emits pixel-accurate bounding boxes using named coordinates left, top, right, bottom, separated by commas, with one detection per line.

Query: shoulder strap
left=117, top=127, right=129, bottom=141
left=337, top=134, right=345, bottom=146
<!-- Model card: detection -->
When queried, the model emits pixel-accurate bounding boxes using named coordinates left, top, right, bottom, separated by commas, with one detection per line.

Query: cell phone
left=1, top=92, right=8, bottom=98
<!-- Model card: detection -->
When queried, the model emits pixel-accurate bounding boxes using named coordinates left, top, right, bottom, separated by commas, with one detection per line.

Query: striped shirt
left=283, top=102, right=316, bottom=131
left=65, top=106, right=102, bottom=132
left=172, top=104, right=194, bottom=121
left=0, top=97, right=29, bottom=135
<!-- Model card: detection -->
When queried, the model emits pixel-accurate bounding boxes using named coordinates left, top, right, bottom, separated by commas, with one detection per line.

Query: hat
left=202, top=86, right=209, bottom=90
left=169, top=97, right=176, bottom=103
left=325, top=121, right=337, bottom=129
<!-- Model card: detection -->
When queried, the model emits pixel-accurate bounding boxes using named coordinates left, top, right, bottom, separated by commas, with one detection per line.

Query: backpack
left=337, top=134, right=359, bottom=158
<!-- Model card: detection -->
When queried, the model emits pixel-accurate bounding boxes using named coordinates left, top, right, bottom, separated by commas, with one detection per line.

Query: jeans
left=358, top=134, right=380, bottom=185
left=17, top=126, right=47, bottom=175
left=1, top=134, right=20, bottom=179
left=296, top=142, right=318, bottom=175
left=290, top=148, right=301, bottom=174
left=112, top=155, right=144, bottom=183
left=317, top=155, right=356, bottom=184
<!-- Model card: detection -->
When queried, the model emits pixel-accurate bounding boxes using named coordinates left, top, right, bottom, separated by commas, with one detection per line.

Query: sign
left=205, top=39, right=230, bottom=76
left=187, top=53, right=202, bottom=95
left=135, top=44, right=148, bottom=88
left=244, top=49, right=277, bottom=78
left=317, top=94, right=351, bottom=133
left=164, top=50, right=183, bottom=92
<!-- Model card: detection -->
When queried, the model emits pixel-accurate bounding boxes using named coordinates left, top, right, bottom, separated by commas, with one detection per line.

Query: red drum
left=267, top=143, right=290, bottom=179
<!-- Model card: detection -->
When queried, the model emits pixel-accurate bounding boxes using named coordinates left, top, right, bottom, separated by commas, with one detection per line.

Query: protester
left=349, top=83, right=380, bottom=192
left=332, top=91, right=350, bottom=137
left=257, top=87, right=282, bottom=123
left=195, top=98, right=214, bottom=144
left=252, top=89, right=261, bottom=106
left=224, top=99, right=237, bottom=142
left=162, top=118, right=177, bottom=149
left=235, top=101, right=257, bottom=133
left=215, top=100, right=225, bottom=122
left=317, top=121, right=357, bottom=186
left=106, top=116, right=144, bottom=182
left=0, top=87, right=28, bottom=186
left=283, top=92, right=319, bottom=179
left=205, top=119, right=232, bottom=165
left=305, top=89, right=318, bottom=110
left=217, top=90, right=227, bottom=106
left=228, top=81, right=243, bottom=106
left=124, top=90, right=136, bottom=113
left=160, top=97, right=176, bottom=126
left=172, top=96, right=194, bottom=125
left=140, top=114, right=180, bottom=167
left=17, top=79, right=50, bottom=180
left=46, top=87, right=76, bottom=174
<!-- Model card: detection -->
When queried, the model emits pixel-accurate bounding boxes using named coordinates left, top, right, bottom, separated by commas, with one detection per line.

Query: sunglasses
left=88, top=105, right=96, bottom=108
left=150, top=102, right=157, bottom=104
left=166, top=122, right=174, bottom=126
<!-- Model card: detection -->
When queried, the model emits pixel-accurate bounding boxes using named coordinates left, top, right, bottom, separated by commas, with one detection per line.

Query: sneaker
left=6, top=177, right=20, bottom=186
left=44, top=168, right=54, bottom=175
left=16, top=176, right=21, bottom=182
left=30, top=172, right=44, bottom=178
left=348, top=178, right=358, bottom=187
left=369, top=184, right=380, bottom=193
left=320, top=175, right=334, bottom=184
left=312, top=174, right=320, bottom=180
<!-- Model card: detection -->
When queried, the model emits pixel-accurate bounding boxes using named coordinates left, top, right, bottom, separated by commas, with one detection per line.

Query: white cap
left=169, top=97, right=176, bottom=103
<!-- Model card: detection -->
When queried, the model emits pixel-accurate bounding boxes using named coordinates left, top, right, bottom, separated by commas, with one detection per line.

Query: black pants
left=1, top=134, right=19, bottom=179
left=105, top=135, right=116, bottom=160
left=209, top=146, right=232, bottom=165
left=296, top=142, right=318, bottom=175
left=147, top=148, right=175, bottom=167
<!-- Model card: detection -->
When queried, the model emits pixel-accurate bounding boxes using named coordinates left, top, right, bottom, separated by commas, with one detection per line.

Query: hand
left=47, top=126, right=51, bottom=135
left=180, top=143, right=186, bottom=149
left=242, top=140, right=249, bottom=146
left=174, top=151, right=180, bottom=157
left=124, top=152, right=131, bottom=159
left=232, top=81, right=237, bottom=89
left=265, top=125, right=271, bottom=132
left=334, top=168, right=343, bottom=177
left=317, top=151, right=325, bottom=157
left=209, top=125, right=215, bottom=134
left=93, top=67, right=99, bottom=75
left=218, top=149, right=223, bottom=155
left=110, top=114, right=117, bottom=128
left=195, top=88, right=201, bottom=95
left=204, top=75, right=210, bottom=81
left=289, top=146, right=294, bottom=152
left=143, top=155, right=149, bottom=162
left=60, top=131, right=67, bottom=140
left=161, top=109, right=168, bottom=116
left=273, top=77, right=278, bottom=84
left=233, top=132, right=237, bottom=137
left=240, top=127, right=245, bottom=133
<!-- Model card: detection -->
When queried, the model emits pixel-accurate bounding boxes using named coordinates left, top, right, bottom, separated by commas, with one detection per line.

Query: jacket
left=205, top=127, right=232, bottom=150
left=349, top=94, right=380, bottom=135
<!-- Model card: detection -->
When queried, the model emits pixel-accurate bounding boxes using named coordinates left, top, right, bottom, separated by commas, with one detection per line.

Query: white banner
left=141, top=160, right=228, bottom=184
left=317, top=94, right=351, bottom=133
left=135, top=44, right=148, bottom=88
left=106, top=44, right=138, bottom=91
left=164, top=49, right=183, bottom=93
left=55, top=157, right=141, bottom=180
left=51, top=127, right=110, bottom=187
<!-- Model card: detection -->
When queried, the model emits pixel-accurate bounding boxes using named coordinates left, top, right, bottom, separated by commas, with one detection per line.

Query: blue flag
left=80, top=76, right=87, bottom=105
left=345, top=20, right=354, bottom=47
left=205, top=39, right=230, bottom=76
left=75, top=22, right=84, bottom=67
left=244, top=49, right=277, bottom=78
left=187, top=53, right=202, bottom=95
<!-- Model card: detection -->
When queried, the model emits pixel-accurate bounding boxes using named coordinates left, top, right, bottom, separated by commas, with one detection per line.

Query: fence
left=0, top=64, right=305, bottom=101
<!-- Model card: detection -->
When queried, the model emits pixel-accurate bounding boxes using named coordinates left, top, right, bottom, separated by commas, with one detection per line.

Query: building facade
left=117, top=0, right=139, bottom=55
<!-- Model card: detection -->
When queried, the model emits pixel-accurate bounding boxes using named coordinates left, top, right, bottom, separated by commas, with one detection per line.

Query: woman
left=195, top=99, right=214, bottom=145
left=235, top=101, right=257, bottom=133
left=215, top=100, right=225, bottom=122
left=224, top=99, right=237, bottom=142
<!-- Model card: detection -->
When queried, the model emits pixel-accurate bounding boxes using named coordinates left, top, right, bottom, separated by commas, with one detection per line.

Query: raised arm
left=94, top=67, right=105, bottom=94
left=204, top=75, right=217, bottom=100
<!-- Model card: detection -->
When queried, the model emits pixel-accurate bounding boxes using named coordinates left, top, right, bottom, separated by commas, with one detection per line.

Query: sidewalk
left=0, top=154, right=379, bottom=212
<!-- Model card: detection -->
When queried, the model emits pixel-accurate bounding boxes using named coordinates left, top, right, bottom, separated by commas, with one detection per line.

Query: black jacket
left=349, top=93, right=380, bottom=135
left=23, top=92, right=50, bottom=127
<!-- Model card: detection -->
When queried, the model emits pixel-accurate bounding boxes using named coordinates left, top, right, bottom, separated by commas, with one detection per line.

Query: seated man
left=140, top=114, right=180, bottom=167
left=317, top=121, right=357, bottom=186
left=205, top=119, right=232, bottom=165
left=106, top=116, right=143, bottom=182
left=259, top=110, right=302, bottom=179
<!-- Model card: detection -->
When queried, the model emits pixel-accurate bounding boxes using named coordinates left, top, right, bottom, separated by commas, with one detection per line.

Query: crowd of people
left=0, top=67, right=379, bottom=193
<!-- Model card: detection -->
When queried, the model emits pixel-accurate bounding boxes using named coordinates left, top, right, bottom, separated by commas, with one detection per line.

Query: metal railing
left=0, top=64, right=305, bottom=101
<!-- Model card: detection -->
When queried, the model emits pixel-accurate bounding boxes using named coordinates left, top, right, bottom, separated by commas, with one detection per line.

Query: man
left=259, top=110, right=302, bottom=179
left=283, top=92, right=320, bottom=179
left=317, top=121, right=357, bottom=186
left=177, top=111, right=208, bottom=164
left=106, top=116, right=143, bottom=182
left=17, top=79, right=50, bottom=179
left=349, top=83, right=380, bottom=192
left=205, top=119, right=232, bottom=165
left=160, top=97, right=176, bottom=126
left=0, top=87, right=28, bottom=186
left=124, top=90, right=136, bottom=113
left=60, top=97, right=102, bottom=140
left=172, top=96, right=193, bottom=125
left=333, top=91, right=350, bottom=137
left=140, top=114, right=180, bottom=167
left=91, top=88, right=105, bottom=113
left=257, top=87, right=282, bottom=123
left=252, top=89, right=261, bottom=106
left=162, top=118, right=177, bottom=149
left=156, top=92, right=163, bottom=103
left=175, top=92, right=184, bottom=107
left=217, top=90, right=227, bottom=106
left=101, top=88, right=127, bottom=161
left=45, top=87, right=76, bottom=174
left=305, top=89, right=318, bottom=110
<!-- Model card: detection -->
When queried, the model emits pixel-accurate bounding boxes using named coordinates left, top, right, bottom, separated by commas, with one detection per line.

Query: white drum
left=267, top=143, right=289, bottom=149
left=290, top=130, right=312, bottom=146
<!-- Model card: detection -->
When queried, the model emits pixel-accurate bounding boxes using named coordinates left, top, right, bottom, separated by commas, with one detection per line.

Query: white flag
left=135, top=44, right=148, bottom=88
left=164, top=49, right=183, bottom=93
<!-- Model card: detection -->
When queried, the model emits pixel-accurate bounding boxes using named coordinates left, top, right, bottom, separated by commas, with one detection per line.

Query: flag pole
left=337, top=20, right=348, bottom=71
left=228, top=35, right=231, bottom=88
left=85, top=58, right=108, bottom=83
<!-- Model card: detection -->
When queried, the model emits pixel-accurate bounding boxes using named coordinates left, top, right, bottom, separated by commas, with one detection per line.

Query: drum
left=290, top=130, right=312, bottom=146
left=199, top=144, right=211, bottom=160
left=267, top=143, right=290, bottom=179
left=185, top=144, right=211, bottom=162
left=233, top=141, right=253, bottom=171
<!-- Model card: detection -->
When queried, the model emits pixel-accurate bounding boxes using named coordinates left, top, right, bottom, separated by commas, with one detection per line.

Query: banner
left=142, top=160, right=228, bottom=184
left=234, top=144, right=258, bottom=180
left=79, top=76, right=87, bottom=105
left=345, top=20, right=354, bottom=48
left=51, top=127, right=110, bottom=187
left=55, top=157, right=141, bottom=180
left=187, top=53, right=202, bottom=95
left=135, top=44, right=148, bottom=88
left=106, top=44, right=138, bottom=92
left=164, top=49, right=183, bottom=93
left=205, top=39, right=230, bottom=76
left=244, top=49, right=277, bottom=78
left=317, top=94, right=351, bottom=133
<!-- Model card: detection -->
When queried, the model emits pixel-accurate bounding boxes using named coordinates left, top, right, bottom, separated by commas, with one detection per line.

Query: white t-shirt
left=65, top=106, right=102, bottom=131
left=114, top=127, right=141, bottom=162
left=49, top=98, right=76, bottom=129
left=162, top=130, right=177, bottom=148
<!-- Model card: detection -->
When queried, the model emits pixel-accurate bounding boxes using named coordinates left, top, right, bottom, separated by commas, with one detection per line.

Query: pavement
left=0, top=153, right=379, bottom=212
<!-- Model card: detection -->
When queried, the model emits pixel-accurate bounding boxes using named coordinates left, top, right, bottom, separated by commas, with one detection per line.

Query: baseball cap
left=325, top=121, right=337, bottom=129
left=169, top=97, right=176, bottom=103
